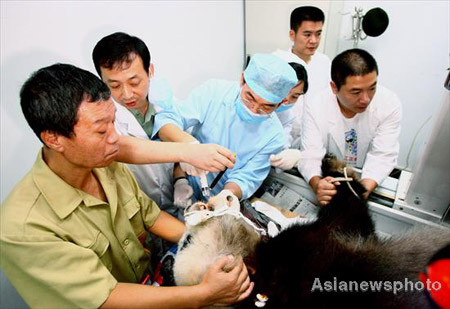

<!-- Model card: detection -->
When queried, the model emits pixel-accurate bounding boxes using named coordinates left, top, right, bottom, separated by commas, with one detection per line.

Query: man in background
left=272, top=6, right=331, bottom=148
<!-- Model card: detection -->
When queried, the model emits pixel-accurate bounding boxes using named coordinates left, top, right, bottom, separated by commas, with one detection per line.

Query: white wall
left=1, top=1, right=244, bottom=307
left=336, top=1, right=449, bottom=170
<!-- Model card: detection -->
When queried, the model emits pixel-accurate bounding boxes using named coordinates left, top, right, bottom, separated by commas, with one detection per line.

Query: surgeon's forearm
left=158, top=123, right=197, bottom=143
left=117, top=135, right=186, bottom=164
left=223, top=182, right=243, bottom=200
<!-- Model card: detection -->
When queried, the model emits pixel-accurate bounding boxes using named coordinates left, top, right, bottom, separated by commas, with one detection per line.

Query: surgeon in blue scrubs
left=153, top=54, right=297, bottom=203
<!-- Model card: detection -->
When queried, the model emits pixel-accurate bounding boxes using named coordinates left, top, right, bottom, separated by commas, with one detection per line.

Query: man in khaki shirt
left=0, top=63, right=253, bottom=308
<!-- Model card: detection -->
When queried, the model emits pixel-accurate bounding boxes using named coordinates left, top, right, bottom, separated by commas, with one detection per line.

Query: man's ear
left=149, top=63, right=155, bottom=79
left=289, top=29, right=295, bottom=42
left=239, top=72, right=245, bottom=87
left=40, top=131, right=65, bottom=152
left=99, top=67, right=107, bottom=82
left=330, top=81, right=339, bottom=95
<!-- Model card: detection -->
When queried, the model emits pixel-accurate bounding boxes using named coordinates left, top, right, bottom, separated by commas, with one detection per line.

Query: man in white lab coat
left=298, top=48, right=402, bottom=206
left=272, top=6, right=331, bottom=149
left=92, top=32, right=187, bottom=218
left=93, top=33, right=238, bottom=218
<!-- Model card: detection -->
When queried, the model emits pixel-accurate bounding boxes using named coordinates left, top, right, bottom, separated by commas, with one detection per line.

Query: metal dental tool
left=201, top=153, right=236, bottom=199
left=200, top=174, right=211, bottom=199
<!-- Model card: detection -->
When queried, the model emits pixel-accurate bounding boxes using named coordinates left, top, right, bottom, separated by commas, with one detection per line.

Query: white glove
left=173, top=178, right=194, bottom=208
left=270, top=149, right=301, bottom=170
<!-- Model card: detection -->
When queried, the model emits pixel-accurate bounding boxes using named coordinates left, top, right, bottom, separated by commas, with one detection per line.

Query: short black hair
left=290, top=6, right=325, bottom=32
left=92, top=32, right=151, bottom=77
left=331, top=48, right=378, bottom=90
left=20, top=63, right=111, bottom=143
left=288, top=62, right=309, bottom=94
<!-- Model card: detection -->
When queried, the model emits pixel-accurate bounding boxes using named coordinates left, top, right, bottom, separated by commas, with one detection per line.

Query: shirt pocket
left=89, top=232, right=113, bottom=271
left=123, top=197, right=146, bottom=237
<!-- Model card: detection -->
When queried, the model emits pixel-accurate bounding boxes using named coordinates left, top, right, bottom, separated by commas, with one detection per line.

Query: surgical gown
left=153, top=79, right=286, bottom=200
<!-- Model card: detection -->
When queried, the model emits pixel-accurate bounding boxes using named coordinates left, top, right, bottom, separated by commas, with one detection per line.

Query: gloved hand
left=173, top=178, right=194, bottom=208
left=270, top=149, right=301, bottom=170
left=207, top=189, right=240, bottom=211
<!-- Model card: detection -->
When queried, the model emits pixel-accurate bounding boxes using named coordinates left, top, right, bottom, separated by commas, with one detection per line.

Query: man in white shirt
left=298, top=49, right=402, bottom=206
left=272, top=6, right=331, bottom=148
left=92, top=33, right=235, bottom=218
left=92, top=32, right=179, bottom=216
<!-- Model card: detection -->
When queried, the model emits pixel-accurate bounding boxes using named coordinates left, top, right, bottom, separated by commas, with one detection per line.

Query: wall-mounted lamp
left=352, top=7, right=389, bottom=47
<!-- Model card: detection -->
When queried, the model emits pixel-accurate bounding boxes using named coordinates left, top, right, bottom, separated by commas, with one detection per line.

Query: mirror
left=244, top=0, right=449, bottom=173
left=362, top=7, right=389, bottom=37
left=352, top=7, right=389, bottom=47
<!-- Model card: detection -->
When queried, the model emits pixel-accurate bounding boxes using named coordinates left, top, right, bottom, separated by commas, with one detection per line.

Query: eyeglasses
left=241, top=90, right=281, bottom=115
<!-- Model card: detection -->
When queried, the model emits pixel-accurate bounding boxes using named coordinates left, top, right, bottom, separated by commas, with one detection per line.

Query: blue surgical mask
left=235, top=98, right=270, bottom=124
left=275, top=103, right=295, bottom=113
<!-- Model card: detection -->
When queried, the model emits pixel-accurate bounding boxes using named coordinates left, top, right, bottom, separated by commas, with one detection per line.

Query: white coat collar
left=326, top=89, right=379, bottom=160
left=113, top=100, right=149, bottom=139
left=327, top=94, right=345, bottom=158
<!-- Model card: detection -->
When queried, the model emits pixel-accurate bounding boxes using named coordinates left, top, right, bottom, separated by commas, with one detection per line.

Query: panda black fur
left=246, top=154, right=450, bottom=308
left=174, top=154, right=450, bottom=308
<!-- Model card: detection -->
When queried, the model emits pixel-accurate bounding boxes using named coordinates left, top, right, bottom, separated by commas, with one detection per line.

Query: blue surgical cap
left=243, top=54, right=298, bottom=104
